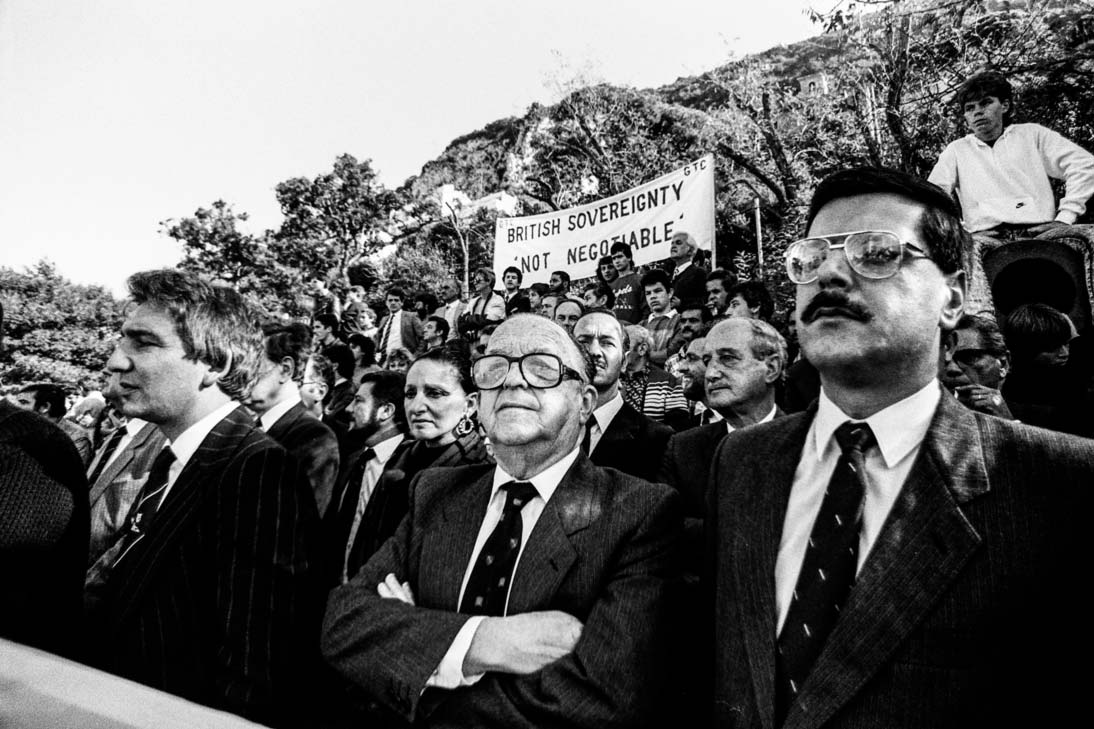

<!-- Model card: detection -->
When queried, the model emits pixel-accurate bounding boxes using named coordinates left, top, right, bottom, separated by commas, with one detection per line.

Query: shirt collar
left=812, top=379, right=940, bottom=467
left=725, top=403, right=776, bottom=433
left=674, top=261, right=692, bottom=277
left=650, top=307, right=678, bottom=321
left=124, top=417, right=148, bottom=437
left=168, top=401, right=241, bottom=471
left=259, top=393, right=302, bottom=431
left=592, top=391, right=624, bottom=431
left=372, top=432, right=406, bottom=462
left=491, top=444, right=582, bottom=505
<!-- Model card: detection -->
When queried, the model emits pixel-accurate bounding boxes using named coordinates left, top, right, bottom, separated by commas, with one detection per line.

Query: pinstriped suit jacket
left=322, top=454, right=682, bottom=728
left=87, top=406, right=321, bottom=726
left=709, top=394, right=1094, bottom=729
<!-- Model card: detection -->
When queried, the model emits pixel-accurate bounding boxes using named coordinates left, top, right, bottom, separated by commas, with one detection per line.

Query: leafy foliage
left=1, top=261, right=124, bottom=388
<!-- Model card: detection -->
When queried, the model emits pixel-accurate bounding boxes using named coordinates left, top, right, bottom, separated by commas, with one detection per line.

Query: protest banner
left=493, top=155, right=715, bottom=285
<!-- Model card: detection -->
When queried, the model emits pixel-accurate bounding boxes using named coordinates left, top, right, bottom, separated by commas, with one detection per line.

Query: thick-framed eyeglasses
left=784, top=230, right=932, bottom=284
left=472, top=353, right=585, bottom=390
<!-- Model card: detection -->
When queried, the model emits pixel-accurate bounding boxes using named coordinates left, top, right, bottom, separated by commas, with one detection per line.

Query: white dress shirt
left=381, top=310, right=404, bottom=355
left=164, top=401, right=242, bottom=499
left=258, top=393, right=301, bottom=431
left=588, top=391, right=625, bottom=454
left=774, top=380, right=940, bottom=635
left=342, top=433, right=406, bottom=583
left=429, top=445, right=583, bottom=689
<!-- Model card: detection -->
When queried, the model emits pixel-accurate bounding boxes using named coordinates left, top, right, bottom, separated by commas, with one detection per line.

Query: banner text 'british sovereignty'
left=493, top=155, right=715, bottom=285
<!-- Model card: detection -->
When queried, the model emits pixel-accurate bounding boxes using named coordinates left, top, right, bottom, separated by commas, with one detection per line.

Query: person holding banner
left=610, top=242, right=648, bottom=325
left=668, top=231, right=708, bottom=308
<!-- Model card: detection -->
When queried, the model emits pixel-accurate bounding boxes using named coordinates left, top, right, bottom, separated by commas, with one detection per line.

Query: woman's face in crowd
left=404, top=359, right=474, bottom=447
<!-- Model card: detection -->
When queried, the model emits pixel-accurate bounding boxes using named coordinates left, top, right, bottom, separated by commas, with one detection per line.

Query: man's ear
left=279, top=357, right=295, bottom=384
left=762, top=354, right=782, bottom=385
left=377, top=401, right=396, bottom=423
left=939, top=270, right=966, bottom=331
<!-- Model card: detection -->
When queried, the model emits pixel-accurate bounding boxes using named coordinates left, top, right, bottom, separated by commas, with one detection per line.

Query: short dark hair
left=385, top=287, right=406, bottom=301
left=346, top=333, right=377, bottom=366
left=358, top=370, right=407, bottom=431
left=956, top=314, right=1008, bottom=358
left=426, top=315, right=450, bottom=340
left=325, top=343, right=357, bottom=381
left=806, top=167, right=968, bottom=275
left=1003, top=303, right=1072, bottom=363
left=706, top=268, right=737, bottom=289
left=582, top=281, right=616, bottom=308
left=679, top=300, right=713, bottom=324
left=529, top=282, right=550, bottom=297
left=128, top=269, right=263, bottom=401
left=957, top=70, right=1013, bottom=110
left=729, top=280, right=775, bottom=322
left=551, top=270, right=571, bottom=288
left=610, top=242, right=634, bottom=260
left=411, top=343, right=476, bottom=394
left=262, top=322, right=313, bottom=384
left=640, top=269, right=671, bottom=292
left=314, top=313, right=340, bottom=331
left=502, top=266, right=523, bottom=284
left=414, top=291, right=440, bottom=314
left=18, top=383, right=67, bottom=418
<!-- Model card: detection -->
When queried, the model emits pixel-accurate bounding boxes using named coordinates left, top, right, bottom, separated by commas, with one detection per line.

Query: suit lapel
left=596, top=403, right=640, bottom=456
left=506, top=456, right=598, bottom=615
left=786, top=396, right=987, bottom=729
left=265, top=402, right=304, bottom=441
left=421, top=468, right=493, bottom=610
left=731, top=413, right=813, bottom=729
left=89, top=422, right=158, bottom=503
left=109, top=407, right=252, bottom=627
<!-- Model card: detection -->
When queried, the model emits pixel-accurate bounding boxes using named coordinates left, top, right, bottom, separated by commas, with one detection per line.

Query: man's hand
left=463, top=610, right=583, bottom=676
left=377, top=573, right=416, bottom=605
left=955, top=384, right=1013, bottom=419
left=1027, top=220, right=1068, bottom=235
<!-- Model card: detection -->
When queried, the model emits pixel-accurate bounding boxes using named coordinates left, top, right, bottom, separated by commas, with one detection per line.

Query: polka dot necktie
left=775, top=421, right=876, bottom=724
left=459, top=481, right=539, bottom=617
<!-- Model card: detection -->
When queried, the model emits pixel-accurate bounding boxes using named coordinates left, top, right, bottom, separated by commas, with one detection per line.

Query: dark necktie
left=775, top=421, right=876, bottom=724
left=460, top=481, right=539, bottom=616
left=112, top=446, right=176, bottom=567
left=87, top=426, right=127, bottom=485
left=581, top=418, right=595, bottom=455
left=378, top=316, right=394, bottom=357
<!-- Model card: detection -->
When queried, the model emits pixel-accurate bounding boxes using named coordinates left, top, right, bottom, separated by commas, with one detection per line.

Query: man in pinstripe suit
left=322, top=315, right=681, bottom=728
left=86, top=270, right=320, bottom=727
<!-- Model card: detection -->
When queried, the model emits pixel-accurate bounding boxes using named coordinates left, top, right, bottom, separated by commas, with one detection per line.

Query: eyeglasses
left=784, top=230, right=932, bottom=284
left=472, top=353, right=585, bottom=390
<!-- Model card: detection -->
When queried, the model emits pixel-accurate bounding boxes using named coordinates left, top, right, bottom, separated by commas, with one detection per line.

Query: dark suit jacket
left=709, top=394, right=1094, bottom=728
left=591, top=401, right=672, bottom=483
left=503, top=290, right=530, bottom=316
left=322, top=455, right=681, bottom=728
left=0, top=400, right=88, bottom=656
left=87, top=406, right=320, bottom=726
left=324, top=430, right=491, bottom=587
left=87, top=420, right=168, bottom=565
left=671, top=263, right=708, bottom=305
left=266, top=401, right=340, bottom=517
left=375, top=311, right=424, bottom=356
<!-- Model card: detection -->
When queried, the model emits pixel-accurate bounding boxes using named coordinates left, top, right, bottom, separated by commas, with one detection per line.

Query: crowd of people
left=2, top=70, right=1094, bottom=728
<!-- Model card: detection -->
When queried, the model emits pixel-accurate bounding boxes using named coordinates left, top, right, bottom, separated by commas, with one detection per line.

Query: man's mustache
left=800, top=290, right=873, bottom=324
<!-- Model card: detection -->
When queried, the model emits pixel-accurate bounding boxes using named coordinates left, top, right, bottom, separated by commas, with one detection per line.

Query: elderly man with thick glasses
left=323, top=313, right=681, bottom=728
left=708, top=167, right=1093, bottom=729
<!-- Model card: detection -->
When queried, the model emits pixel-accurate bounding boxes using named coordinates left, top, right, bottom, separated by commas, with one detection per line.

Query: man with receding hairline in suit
left=323, top=314, right=680, bottom=728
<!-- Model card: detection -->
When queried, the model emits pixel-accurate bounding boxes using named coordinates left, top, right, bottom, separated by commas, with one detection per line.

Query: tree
left=273, top=154, right=400, bottom=292
left=0, top=260, right=124, bottom=388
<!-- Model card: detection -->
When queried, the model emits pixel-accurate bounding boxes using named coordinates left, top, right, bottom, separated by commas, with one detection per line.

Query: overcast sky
left=0, top=0, right=822, bottom=295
